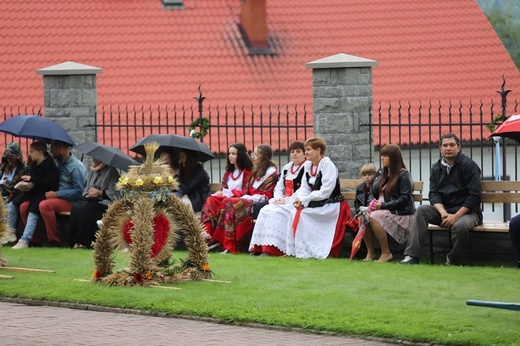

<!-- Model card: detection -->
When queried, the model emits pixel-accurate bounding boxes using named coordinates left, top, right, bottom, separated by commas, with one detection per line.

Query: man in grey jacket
left=399, top=133, right=482, bottom=265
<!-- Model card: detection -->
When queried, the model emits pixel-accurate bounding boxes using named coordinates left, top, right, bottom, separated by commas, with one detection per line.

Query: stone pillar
left=36, top=61, right=102, bottom=146
left=306, top=53, right=377, bottom=178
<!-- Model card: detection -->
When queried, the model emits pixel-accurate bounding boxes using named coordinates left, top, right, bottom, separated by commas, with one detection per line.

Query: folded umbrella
left=0, top=115, right=74, bottom=146
left=75, top=142, right=139, bottom=171
left=130, top=134, right=214, bottom=162
left=349, top=199, right=376, bottom=261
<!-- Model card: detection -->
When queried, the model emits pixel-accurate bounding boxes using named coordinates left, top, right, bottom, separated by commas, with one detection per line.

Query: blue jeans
left=404, top=204, right=481, bottom=262
left=6, top=202, right=18, bottom=231
left=20, top=212, right=39, bottom=242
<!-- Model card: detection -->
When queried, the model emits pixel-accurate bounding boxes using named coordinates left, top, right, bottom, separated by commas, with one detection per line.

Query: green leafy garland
left=486, top=114, right=505, bottom=133
left=189, top=117, right=210, bottom=139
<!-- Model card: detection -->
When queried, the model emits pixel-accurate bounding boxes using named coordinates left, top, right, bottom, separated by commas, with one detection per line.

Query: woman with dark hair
left=174, top=149, right=210, bottom=212
left=0, top=142, right=30, bottom=244
left=209, top=144, right=279, bottom=253
left=10, top=141, right=60, bottom=249
left=201, top=143, right=253, bottom=244
left=364, top=143, right=415, bottom=262
left=249, top=141, right=310, bottom=256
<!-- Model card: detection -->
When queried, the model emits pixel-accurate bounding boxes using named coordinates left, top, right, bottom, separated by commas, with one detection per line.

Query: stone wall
left=306, top=53, right=377, bottom=179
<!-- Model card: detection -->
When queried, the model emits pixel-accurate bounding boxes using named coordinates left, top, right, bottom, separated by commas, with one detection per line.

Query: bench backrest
left=480, top=180, right=520, bottom=204
left=210, top=179, right=425, bottom=202
left=340, top=178, right=423, bottom=202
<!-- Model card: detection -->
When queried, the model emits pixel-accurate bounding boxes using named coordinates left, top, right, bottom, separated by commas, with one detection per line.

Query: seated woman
left=249, top=141, right=310, bottom=256
left=10, top=141, right=60, bottom=249
left=174, top=149, right=210, bottom=212
left=364, top=144, right=415, bottom=262
left=287, top=137, right=352, bottom=259
left=201, top=143, right=253, bottom=247
left=0, top=142, right=30, bottom=244
left=211, top=144, right=278, bottom=253
left=69, top=157, right=120, bottom=249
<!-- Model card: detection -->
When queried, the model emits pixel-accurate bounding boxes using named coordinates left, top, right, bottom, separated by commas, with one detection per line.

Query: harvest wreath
left=91, top=142, right=212, bottom=286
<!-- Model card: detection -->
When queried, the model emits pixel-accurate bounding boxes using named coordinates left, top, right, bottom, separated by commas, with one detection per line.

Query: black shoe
left=47, top=241, right=61, bottom=248
left=398, top=256, right=419, bottom=265
left=29, top=241, right=42, bottom=248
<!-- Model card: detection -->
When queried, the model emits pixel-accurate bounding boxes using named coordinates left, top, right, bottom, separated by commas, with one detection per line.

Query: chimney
left=239, top=0, right=269, bottom=53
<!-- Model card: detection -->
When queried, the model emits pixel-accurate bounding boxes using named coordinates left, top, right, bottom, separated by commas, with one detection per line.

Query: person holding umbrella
left=174, top=149, right=210, bottom=212
left=69, top=157, right=120, bottom=249
left=10, top=141, right=59, bottom=249
left=23, top=140, right=86, bottom=246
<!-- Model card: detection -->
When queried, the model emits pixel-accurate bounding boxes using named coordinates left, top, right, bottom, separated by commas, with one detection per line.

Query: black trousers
left=69, top=200, right=108, bottom=248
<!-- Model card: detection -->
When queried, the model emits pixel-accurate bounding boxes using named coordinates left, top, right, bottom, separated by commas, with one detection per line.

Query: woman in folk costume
left=201, top=143, right=253, bottom=246
left=288, top=137, right=352, bottom=259
left=211, top=144, right=279, bottom=254
left=249, top=141, right=310, bottom=256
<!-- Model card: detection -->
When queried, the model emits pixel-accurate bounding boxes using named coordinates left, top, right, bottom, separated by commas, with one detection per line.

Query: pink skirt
left=369, top=197, right=413, bottom=244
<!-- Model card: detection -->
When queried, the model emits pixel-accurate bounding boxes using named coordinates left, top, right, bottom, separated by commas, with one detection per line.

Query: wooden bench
left=340, top=179, right=424, bottom=203
left=427, top=180, right=520, bottom=264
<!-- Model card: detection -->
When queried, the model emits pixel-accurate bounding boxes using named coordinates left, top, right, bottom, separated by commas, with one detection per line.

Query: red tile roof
left=1, top=0, right=520, bottom=147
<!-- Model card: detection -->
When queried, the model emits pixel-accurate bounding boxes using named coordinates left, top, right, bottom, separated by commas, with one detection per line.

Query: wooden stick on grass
left=0, top=266, right=56, bottom=273
left=0, top=274, right=14, bottom=279
left=201, top=278, right=232, bottom=284
left=74, top=279, right=182, bottom=290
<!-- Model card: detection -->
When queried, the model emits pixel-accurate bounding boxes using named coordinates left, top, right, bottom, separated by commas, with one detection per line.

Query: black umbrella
left=130, top=134, right=214, bottom=162
left=75, top=142, right=139, bottom=172
left=0, top=115, right=74, bottom=146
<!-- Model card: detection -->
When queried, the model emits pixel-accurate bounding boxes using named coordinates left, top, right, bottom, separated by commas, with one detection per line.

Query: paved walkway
left=0, top=301, right=407, bottom=346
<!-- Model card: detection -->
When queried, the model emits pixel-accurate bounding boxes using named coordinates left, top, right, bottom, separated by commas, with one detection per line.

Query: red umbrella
left=490, top=113, right=520, bottom=143
left=349, top=199, right=376, bottom=261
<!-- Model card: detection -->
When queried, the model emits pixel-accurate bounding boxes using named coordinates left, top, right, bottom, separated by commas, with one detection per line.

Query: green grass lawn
left=0, top=247, right=519, bottom=346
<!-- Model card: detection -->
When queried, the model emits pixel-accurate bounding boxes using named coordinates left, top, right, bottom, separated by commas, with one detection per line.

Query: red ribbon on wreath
left=123, top=215, right=170, bottom=258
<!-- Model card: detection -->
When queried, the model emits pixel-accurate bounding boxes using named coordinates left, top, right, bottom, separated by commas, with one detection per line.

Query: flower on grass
left=134, top=273, right=144, bottom=284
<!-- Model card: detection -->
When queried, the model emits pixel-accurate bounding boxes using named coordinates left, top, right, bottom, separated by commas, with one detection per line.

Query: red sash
left=284, top=180, right=293, bottom=197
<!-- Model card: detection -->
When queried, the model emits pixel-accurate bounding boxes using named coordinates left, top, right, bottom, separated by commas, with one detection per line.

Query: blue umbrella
left=0, top=115, right=74, bottom=146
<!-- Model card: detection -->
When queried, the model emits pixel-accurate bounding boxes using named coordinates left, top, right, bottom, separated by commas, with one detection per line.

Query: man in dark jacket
left=399, top=133, right=482, bottom=265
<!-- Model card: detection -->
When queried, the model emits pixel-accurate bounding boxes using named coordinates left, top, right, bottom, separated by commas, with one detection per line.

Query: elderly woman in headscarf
left=68, top=157, right=120, bottom=249
left=0, top=142, right=29, bottom=245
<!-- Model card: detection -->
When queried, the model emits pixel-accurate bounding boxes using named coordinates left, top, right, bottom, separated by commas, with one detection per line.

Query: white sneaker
left=12, top=239, right=29, bottom=249
left=1, top=232, right=17, bottom=245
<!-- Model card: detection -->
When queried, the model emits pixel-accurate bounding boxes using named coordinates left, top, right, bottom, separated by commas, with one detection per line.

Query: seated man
left=22, top=140, right=86, bottom=246
left=398, top=133, right=482, bottom=265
